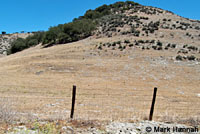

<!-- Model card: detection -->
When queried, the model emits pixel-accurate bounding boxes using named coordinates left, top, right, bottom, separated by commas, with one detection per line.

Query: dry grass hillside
left=0, top=2, right=199, bottom=128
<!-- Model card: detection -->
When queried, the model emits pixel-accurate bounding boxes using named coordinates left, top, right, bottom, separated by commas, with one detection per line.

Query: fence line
left=0, top=85, right=199, bottom=122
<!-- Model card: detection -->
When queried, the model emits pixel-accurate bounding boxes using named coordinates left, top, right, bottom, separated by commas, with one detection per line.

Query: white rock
left=197, top=94, right=200, bottom=97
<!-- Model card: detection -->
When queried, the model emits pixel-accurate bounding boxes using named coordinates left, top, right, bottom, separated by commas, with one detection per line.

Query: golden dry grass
left=0, top=36, right=199, bottom=122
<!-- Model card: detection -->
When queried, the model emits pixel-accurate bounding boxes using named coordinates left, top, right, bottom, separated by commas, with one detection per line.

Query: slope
left=0, top=1, right=199, bottom=122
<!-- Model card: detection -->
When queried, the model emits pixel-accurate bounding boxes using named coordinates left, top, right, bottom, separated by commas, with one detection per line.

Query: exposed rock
left=7, top=121, right=200, bottom=134
left=0, top=33, right=32, bottom=55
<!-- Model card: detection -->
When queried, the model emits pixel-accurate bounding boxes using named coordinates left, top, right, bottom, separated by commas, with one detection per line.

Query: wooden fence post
left=70, top=85, right=76, bottom=119
left=149, top=87, right=157, bottom=121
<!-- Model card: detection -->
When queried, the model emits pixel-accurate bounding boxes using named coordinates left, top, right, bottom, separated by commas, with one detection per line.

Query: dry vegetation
left=0, top=36, right=199, bottom=123
left=0, top=1, right=200, bottom=133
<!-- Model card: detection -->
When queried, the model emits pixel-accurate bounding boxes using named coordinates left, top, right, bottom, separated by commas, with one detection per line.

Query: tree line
left=8, top=1, right=139, bottom=54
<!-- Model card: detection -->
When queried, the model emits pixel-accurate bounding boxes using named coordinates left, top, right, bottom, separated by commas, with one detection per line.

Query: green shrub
left=8, top=31, right=45, bottom=54
left=152, top=46, right=157, bottom=50
left=63, top=19, right=96, bottom=41
left=124, top=40, right=130, bottom=44
left=183, top=44, right=188, bottom=48
left=27, top=39, right=38, bottom=47
left=150, top=40, right=155, bottom=43
left=84, top=10, right=102, bottom=20
left=43, top=26, right=63, bottom=44
left=95, top=4, right=111, bottom=16
left=157, top=41, right=162, bottom=46
left=176, top=55, right=183, bottom=61
left=42, top=18, right=96, bottom=45
left=112, top=42, right=116, bottom=46
left=138, top=40, right=145, bottom=43
left=116, top=41, right=121, bottom=44
left=187, top=46, right=198, bottom=51
left=98, top=45, right=102, bottom=50
left=2, top=31, right=6, bottom=34
left=187, top=55, right=196, bottom=61
left=142, top=46, right=145, bottom=50
left=29, top=31, right=45, bottom=43
left=57, top=33, right=71, bottom=44
left=163, top=18, right=167, bottom=21
left=8, top=1, right=141, bottom=54
left=132, top=30, right=140, bottom=36
left=171, top=44, right=176, bottom=48
left=129, top=44, right=134, bottom=47
left=107, top=42, right=111, bottom=47
left=9, top=38, right=27, bottom=54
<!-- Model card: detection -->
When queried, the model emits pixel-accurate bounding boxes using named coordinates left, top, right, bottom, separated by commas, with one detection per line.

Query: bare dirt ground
left=0, top=35, right=199, bottom=124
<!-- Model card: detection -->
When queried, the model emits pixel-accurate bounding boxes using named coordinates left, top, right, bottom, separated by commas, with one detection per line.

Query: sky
left=1, top=0, right=199, bottom=34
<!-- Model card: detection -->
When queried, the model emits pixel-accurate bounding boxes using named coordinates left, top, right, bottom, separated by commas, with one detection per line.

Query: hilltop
left=93, top=2, right=200, bottom=62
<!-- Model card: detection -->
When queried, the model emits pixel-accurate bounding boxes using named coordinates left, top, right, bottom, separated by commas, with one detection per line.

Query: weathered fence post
left=149, top=87, right=157, bottom=121
left=70, top=85, right=76, bottom=119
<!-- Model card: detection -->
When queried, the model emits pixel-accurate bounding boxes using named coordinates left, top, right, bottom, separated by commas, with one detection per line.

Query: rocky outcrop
left=0, top=33, right=31, bottom=55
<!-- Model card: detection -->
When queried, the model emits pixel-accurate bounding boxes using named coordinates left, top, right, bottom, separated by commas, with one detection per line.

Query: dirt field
left=0, top=36, right=199, bottom=123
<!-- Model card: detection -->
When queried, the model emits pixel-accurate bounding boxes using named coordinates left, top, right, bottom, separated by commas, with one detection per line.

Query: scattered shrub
left=138, top=40, right=145, bottom=44
left=176, top=55, right=183, bottom=61
left=118, top=45, right=122, bottom=49
left=178, top=49, right=188, bottom=54
left=124, top=40, right=130, bottom=44
left=142, top=46, right=145, bottom=50
left=163, top=18, right=167, bottom=21
left=157, top=41, right=163, bottom=46
left=1, top=31, right=6, bottom=35
left=183, top=44, right=188, bottom=48
left=98, top=45, right=102, bottom=50
left=171, top=44, right=176, bottom=48
left=107, top=43, right=111, bottom=47
left=187, top=55, right=196, bottom=61
left=152, top=46, right=157, bottom=50
left=135, top=42, right=139, bottom=46
left=157, top=46, right=163, bottom=50
left=116, top=41, right=121, bottom=44
left=187, top=46, right=198, bottom=51
left=150, top=40, right=155, bottom=43
left=131, top=30, right=140, bottom=36
left=129, top=44, right=134, bottom=47
left=112, top=42, right=116, bottom=46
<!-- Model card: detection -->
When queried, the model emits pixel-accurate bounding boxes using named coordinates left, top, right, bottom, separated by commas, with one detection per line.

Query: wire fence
left=0, top=85, right=199, bottom=124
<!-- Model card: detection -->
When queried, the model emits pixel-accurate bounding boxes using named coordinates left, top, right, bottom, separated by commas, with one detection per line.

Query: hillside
left=0, top=1, right=200, bottom=133
left=93, top=3, right=200, bottom=62
left=4, top=1, right=200, bottom=61
left=0, top=33, right=32, bottom=56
